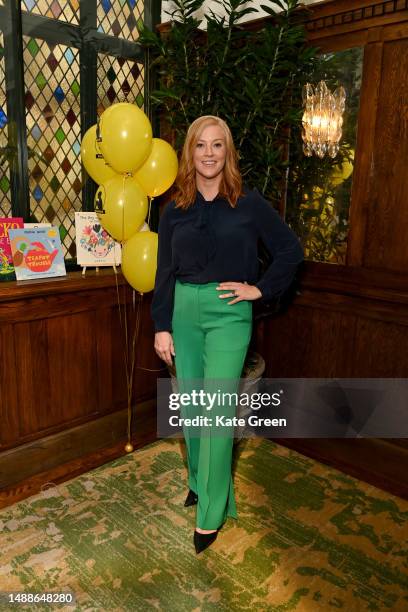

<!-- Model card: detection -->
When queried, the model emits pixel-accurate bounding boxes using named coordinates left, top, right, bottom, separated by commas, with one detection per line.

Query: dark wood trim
left=157, top=0, right=408, bottom=38
left=0, top=269, right=127, bottom=303
left=299, top=262, right=408, bottom=304
left=0, top=440, right=145, bottom=509
left=0, top=398, right=157, bottom=492
left=304, top=0, right=408, bottom=36
left=347, top=42, right=383, bottom=265
left=296, top=290, right=408, bottom=325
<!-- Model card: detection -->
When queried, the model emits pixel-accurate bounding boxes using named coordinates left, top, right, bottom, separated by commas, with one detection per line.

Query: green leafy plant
left=139, top=0, right=359, bottom=266
left=138, top=0, right=321, bottom=209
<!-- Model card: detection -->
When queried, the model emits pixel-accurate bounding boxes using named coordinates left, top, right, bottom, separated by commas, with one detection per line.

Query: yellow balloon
left=94, top=176, right=148, bottom=242
left=99, top=103, right=153, bottom=174
left=122, top=231, right=158, bottom=293
left=81, top=125, right=117, bottom=184
left=135, top=138, right=179, bottom=197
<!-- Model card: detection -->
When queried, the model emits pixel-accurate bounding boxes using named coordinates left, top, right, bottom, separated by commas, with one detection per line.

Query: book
left=24, top=222, right=52, bottom=228
left=0, top=217, right=24, bottom=279
left=8, top=226, right=66, bottom=280
left=75, top=212, right=122, bottom=267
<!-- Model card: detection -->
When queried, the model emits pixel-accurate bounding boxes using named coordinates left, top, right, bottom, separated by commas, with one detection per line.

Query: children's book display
left=1, top=214, right=149, bottom=282
left=8, top=226, right=66, bottom=280
left=75, top=212, right=121, bottom=273
left=0, top=217, right=24, bottom=279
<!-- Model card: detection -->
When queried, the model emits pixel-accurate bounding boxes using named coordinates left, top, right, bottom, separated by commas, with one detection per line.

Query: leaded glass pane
left=97, top=54, right=144, bottom=114
left=23, top=37, right=81, bottom=258
left=0, top=29, right=11, bottom=216
left=21, top=0, right=79, bottom=24
left=97, top=0, right=143, bottom=42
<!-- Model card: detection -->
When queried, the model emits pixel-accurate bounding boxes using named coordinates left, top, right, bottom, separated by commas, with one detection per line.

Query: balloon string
left=126, top=290, right=138, bottom=444
left=126, top=289, right=144, bottom=442
left=147, top=196, right=153, bottom=227
left=122, top=173, right=126, bottom=242
left=115, top=276, right=167, bottom=372
left=114, top=269, right=130, bottom=400
left=113, top=272, right=137, bottom=446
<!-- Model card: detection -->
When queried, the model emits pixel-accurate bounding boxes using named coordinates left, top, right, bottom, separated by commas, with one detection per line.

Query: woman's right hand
left=154, top=331, right=176, bottom=367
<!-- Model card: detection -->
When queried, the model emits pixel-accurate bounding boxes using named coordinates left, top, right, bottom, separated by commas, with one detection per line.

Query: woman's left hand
left=216, top=282, right=262, bottom=305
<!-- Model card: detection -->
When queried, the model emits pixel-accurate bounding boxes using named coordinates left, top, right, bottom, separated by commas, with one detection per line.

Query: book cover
left=24, top=222, right=52, bottom=228
left=75, top=212, right=122, bottom=267
left=0, top=217, right=24, bottom=279
left=8, top=226, right=66, bottom=280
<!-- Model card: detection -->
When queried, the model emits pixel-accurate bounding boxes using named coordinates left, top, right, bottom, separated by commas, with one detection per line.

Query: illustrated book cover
left=8, top=226, right=66, bottom=280
left=0, top=217, right=24, bottom=279
left=75, top=212, right=121, bottom=267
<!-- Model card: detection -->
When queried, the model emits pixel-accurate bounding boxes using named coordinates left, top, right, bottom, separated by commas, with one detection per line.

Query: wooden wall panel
left=347, top=41, right=383, bottom=266
left=353, top=317, right=408, bottom=375
left=258, top=297, right=408, bottom=377
left=95, top=304, right=128, bottom=415
left=364, top=38, right=408, bottom=270
left=257, top=303, right=356, bottom=377
left=95, top=306, right=117, bottom=415
left=47, top=312, right=99, bottom=422
left=0, top=324, right=19, bottom=446
left=0, top=272, right=162, bottom=453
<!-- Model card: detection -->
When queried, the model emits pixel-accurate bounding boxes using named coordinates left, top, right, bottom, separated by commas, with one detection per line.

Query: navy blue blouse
left=151, top=187, right=304, bottom=332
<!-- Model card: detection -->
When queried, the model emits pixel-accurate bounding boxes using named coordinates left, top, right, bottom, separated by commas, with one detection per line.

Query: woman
left=151, top=115, right=303, bottom=554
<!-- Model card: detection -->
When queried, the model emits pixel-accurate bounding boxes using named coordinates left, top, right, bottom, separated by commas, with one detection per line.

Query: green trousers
left=172, top=279, right=252, bottom=530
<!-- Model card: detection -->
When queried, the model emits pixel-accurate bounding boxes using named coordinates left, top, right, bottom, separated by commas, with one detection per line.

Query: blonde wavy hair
left=173, top=115, right=243, bottom=209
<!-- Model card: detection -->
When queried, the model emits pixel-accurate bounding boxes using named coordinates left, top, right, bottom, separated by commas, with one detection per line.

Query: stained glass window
left=1, top=1, right=148, bottom=262
left=97, top=54, right=144, bottom=114
left=97, top=0, right=143, bottom=42
left=23, top=37, right=81, bottom=257
left=0, top=29, right=11, bottom=217
left=21, top=0, right=80, bottom=24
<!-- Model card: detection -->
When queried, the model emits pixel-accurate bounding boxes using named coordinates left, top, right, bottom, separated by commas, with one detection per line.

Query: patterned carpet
left=0, top=437, right=407, bottom=611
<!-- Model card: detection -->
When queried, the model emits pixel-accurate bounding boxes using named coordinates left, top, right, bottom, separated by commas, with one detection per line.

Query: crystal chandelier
left=302, top=80, right=346, bottom=158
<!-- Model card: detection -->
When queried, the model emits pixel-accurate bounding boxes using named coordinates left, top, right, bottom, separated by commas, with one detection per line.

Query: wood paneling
left=258, top=292, right=408, bottom=377
left=255, top=0, right=408, bottom=501
left=347, top=42, right=383, bottom=266
left=0, top=399, right=157, bottom=491
left=0, top=271, right=163, bottom=453
left=364, top=39, right=408, bottom=270
left=0, top=398, right=158, bottom=506
left=304, top=0, right=408, bottom=39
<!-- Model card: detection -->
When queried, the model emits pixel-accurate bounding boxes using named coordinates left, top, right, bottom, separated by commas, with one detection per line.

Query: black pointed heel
left=193, top=528, right=219, bottom=554
left=184, top=489, right=198, bottom=507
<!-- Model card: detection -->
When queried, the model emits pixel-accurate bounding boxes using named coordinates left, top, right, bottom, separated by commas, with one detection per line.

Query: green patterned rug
left=0, top=438, right=407, bottom=611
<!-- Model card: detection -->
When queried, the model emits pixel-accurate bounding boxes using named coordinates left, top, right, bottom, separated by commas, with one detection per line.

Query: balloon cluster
left=81, top=103, right=178, bottom=293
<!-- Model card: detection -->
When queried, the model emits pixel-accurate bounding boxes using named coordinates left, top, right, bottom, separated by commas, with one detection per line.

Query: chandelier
left=302, top=80, right=346, bottom=158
